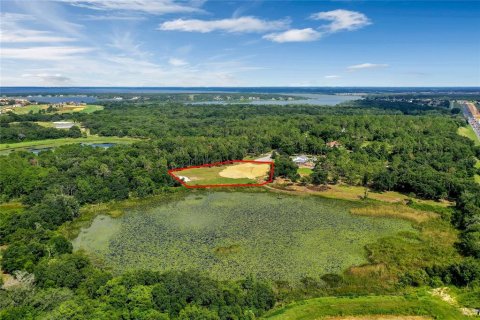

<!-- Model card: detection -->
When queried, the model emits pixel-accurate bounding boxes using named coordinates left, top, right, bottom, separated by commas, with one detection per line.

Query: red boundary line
left=168, top=160, right=274, bottom=189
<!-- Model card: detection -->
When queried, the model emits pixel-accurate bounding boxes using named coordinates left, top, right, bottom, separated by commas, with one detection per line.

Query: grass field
left=457, top=126, right=480, bottom=146
left=297, top=168, right=313, bottom=176
left=264, top=291, right=469, bottom=319
left=172, top=162, right=271, bottom=186
left=71, top=192, right=415, bottom=282
left=0, top=136, right=140, bottom=153
left=350, top=204, right=437, bottom=223
left=1, top=104, right=103, bottom=114
left=275, top=184, right=452, bottom=208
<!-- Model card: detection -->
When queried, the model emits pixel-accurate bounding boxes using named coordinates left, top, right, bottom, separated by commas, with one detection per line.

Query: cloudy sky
left=1, top=0, right=479, bottom=87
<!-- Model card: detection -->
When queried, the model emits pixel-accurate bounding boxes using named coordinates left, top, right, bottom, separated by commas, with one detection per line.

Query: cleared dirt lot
left=219, top=162, right=270, bottom=179
left=170, top=161, right=272, bottom=186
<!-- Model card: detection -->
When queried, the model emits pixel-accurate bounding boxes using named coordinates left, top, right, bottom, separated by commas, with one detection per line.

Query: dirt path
left=430, top=287, right=478, bottom=316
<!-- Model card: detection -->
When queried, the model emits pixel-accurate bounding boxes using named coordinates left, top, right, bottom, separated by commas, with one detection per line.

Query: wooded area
left=1, top=98, right=480, bottom=318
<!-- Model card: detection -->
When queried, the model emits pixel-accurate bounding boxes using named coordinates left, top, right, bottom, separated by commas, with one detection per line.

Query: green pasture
left=72, top=192, right=415, bottom=282
left=297, top=168, right=313, bottom=175
left=0, top=136, right=140, bottom=153
left=81, top=105, right=104, bottom=113
left=264, top=291, right=469, bottom=319
left=458, top=126, right=480, bottom=146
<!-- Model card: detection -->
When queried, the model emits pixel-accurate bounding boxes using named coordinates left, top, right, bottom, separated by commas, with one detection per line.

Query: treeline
left=1, top=103, right=478, bottom=226
left=0, top=136, right=250, bottom=204
left=349, top=98, right=452, bottom=115
left=0, top=122, right=82, bottom=143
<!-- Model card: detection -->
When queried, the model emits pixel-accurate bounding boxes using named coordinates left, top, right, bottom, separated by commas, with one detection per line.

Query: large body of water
left=189, top=94, right=360, bottom=106
left=73, top=192, right=413, bottom=282
left=3, top=86, right=478, bottom=95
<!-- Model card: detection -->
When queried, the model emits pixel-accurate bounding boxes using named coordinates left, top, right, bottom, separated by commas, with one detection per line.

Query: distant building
left=292, top=155, right=308, bottom=164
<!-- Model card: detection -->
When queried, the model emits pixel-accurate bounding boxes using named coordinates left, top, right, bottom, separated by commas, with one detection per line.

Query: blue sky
left=1, top=0, right=479, bottom=86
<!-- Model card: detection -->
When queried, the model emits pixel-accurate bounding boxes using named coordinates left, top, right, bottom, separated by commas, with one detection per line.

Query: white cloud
left=60, top=0, right=205, bottom=15
left=325, top=75, right=341, bottom=79
left=264, top=10, right=370, bottom=43
left=168, top=58, right=188, bottom=67
left=159, top=16, right=289, bottom=33
left=1, top=46, right=94, bottom=60
left=311, top=9, right=371, bottom=32
left=263, top=28, right=321, bottom=43
left=22, top=73, right=72, bottom=83
left=0, top=13, right=75, bottom=43
left=347, top=63, right=389, bottom=71
left=109, top=31, right=150, bottom=58
left=82, top=14, right=146, bottom=21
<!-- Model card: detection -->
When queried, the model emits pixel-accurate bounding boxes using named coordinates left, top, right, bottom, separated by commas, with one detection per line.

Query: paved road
left=461, top=101, right=480, bottom=141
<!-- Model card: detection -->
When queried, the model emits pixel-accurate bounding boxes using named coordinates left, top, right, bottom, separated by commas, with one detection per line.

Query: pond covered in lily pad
left=73, top=192, right=413, bottom=282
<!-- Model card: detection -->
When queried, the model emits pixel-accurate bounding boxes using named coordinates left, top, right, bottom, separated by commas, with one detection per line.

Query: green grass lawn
left=264, top=291, right=469, bottom=319
left=297, top=168, right=313, bottom=176
left=81, top=105, right=104, bottom=113
left=0, top=136, right=140, bottom=152
left=458, top=126, right=480, bottom=146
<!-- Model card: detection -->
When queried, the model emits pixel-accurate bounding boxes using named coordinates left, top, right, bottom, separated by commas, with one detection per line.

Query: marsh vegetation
left=73, top=192, right=414, bottom=281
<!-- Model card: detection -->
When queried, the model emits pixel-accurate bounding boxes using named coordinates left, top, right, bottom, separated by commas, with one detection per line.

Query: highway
left=461, top=101, right=480, bottom=141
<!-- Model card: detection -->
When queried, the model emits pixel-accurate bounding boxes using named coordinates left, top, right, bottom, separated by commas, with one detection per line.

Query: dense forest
left=0, top=122, right=82, bottom=144
left=1, top=98, right=480, bottom=318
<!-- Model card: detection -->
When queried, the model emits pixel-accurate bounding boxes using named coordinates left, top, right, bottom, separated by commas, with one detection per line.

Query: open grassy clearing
left=173, top=162, right=271, bottom=186
left=72, top=192, right=415, bottom=282
left=0, top=135, right=140, bottom=152
left=457, top=126, right=480, bottom=146
left=350, top=204, right=438, bottom=224
left=270, top=184, right=452, bottom=208
left=264, top=291, right=469, bottom=320
left=324, top=317, right=430, bottom=320
left=1, top=104, right=104, bottom=114
left=297, top=168, right=313, bottom=176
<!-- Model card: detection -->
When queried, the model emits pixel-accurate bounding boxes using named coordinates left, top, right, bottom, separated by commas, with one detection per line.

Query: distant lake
left=2, top=86, right=479, bottom=95
left=190, top=94, right=361, bottom=106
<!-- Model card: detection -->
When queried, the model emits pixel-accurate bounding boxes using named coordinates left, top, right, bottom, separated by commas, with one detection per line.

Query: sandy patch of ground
left=219, top=163, right=270, bottom=179
left=1, top=273, right=20, bottom=289
left=325, top=317, right=431, bottom=320
left=431, top=287, right=477, bottom=316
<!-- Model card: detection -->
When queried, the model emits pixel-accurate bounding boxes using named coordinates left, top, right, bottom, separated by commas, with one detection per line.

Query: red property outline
left=168, top=160, right=274, bottom=189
